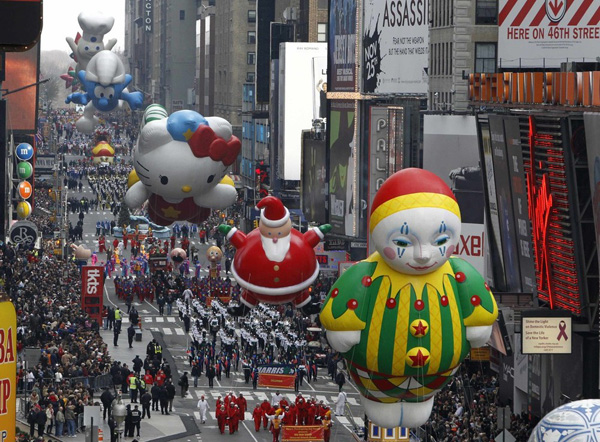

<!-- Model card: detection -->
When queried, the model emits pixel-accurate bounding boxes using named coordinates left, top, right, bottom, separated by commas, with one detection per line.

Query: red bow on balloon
left=188, top=125, right=241, bottom=166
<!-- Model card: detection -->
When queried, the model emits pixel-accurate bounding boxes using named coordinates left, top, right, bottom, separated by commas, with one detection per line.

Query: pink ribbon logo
left=557, top=320, right=568, bottom=341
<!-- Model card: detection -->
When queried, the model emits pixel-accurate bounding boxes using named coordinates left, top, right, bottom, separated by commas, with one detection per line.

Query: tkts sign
left=81, top=266, right=104, bottom=325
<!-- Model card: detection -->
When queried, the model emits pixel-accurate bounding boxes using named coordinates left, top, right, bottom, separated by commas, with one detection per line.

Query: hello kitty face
left=371, top=207, right=461, bottom=275
left=133, top=111, right=234, bottom=202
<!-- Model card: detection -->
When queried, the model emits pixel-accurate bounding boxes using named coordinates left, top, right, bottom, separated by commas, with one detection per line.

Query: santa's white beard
left=261, top=233, right=291, bottom=262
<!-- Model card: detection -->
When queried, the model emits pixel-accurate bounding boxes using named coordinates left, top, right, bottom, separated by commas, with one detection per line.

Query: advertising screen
left=3, top=42, right=39, bottom=132
left=328, top=100, right=357, bottom=236
left=301, top=135, right=327, bottom=225
left=362, top=0, right=428, bottom=94
left=329, top=0, right=357, bottom=92
left=498, top=0, right=600, bottom=68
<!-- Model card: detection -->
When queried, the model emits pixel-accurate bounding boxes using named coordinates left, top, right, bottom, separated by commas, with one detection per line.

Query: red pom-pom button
left=440, top=296, right=448, bottom=307
left=361, top=276, right=372, bottom=287
left=471, top=295, right=481, bottom=306
left=386, top=298, right=396, bottom=309
left=455, top=272, right=466, bottom=283
left=347, top=299, right=358, bottom=310
left=414, top=300, right=425, bottom=311
left=331, top=288, right=339, bottom=298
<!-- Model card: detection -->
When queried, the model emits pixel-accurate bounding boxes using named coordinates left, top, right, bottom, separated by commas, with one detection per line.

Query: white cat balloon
left=125, top=105, right=241, bottom=226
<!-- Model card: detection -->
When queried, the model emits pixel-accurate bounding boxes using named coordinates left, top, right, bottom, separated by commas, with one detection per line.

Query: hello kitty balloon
left=125, top=104, right=241, bottom=226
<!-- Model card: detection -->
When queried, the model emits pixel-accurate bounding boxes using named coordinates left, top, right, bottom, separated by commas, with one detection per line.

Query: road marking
left=167, top=317, right=176, bottom=323
left=163, top=328, right=172, bottom=335
left=145, top=299, right=159, bottom=313
left=144, top=317, right=153, bottom=322
left=175, top=328, right=185, bottom=335
left=303, top=380, right=316, bottom=392
left=337, top=416, right=350, bottom=425
left=347, top=397, right=359, bottom=406
left=254, top=392, right=268, bottom=401
left=155, top=317, right=164, bottom=323
left=241, top=421, right=259, bottom=442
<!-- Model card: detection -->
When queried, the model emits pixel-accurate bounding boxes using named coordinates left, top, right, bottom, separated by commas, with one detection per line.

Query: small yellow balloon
left=16, top=201, right=31, bottom=219
left=128, top=170, right=140, bottom=188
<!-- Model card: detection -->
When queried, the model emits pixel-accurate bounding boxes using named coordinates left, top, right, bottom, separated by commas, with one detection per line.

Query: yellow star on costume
left=183, top=128, right=194, bottom=140
left=161, top=206, right=181, bottom=219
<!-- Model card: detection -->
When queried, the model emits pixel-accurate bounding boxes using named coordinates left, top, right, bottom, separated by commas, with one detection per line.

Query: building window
left=247, top=31, right=256, bottom=44
left=248, top=10, right=256, bottom=23
left=476, top=0, right=498, bottom=25
left=475, top=43, right=497, bottom=73
left=180, top=10, right=185, bottom=20
left=317, top=23, right=327, bottom=42
left=246, top=72, right=255, bottom=82
left=247, top=52, right=256, bottom=64
left=318, top=0, right=328, bottom=8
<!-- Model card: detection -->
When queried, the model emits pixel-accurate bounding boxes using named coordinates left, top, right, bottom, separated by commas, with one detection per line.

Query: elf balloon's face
left=372, top=207, right=461, bottom=275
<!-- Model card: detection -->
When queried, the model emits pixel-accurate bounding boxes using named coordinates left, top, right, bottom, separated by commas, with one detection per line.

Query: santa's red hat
left=257, top=196, right=290, bottom=228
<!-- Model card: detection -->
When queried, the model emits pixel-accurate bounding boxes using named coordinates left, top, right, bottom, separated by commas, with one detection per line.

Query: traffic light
left=255, top=161, right=270, bottom=186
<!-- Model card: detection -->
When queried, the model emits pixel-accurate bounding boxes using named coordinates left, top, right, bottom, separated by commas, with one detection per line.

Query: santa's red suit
left=227, top=227, right=323, bottom=307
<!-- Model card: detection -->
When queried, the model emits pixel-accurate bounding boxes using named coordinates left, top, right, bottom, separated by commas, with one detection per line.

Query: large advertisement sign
left=503, top=117, right=536, bottom=294
left=282, top=425, right=324, bottom=442
left=302, top=136, right=327, bottom=225
left=81, top=266, right=104, bottom=325
left=522, top=316, right=572, bottom=354
left=423, top=115, right=486, bottom=275
left=0, top=299, right=16, bottom=442
left=278, top=43, right=327, bottom=180
left=362, top=0, right=428, bottom=94
left=367, top=106, right=404, bottom=254
left=258, top=365, right=296, bottom=389
left=329, top=0, right=357, bottom=92
left=584, top=113, right=600, bottom=314
left=488, top=115, right=522, bottom=291
left=498, top=0, right=600, bottom=68
left=4, top=42, right=39, bottom=132
left=328, top=100, right=357, bottom=236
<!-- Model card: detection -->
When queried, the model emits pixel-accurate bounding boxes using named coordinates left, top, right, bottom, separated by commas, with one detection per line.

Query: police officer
left=131, top=405, right=142, bottom=437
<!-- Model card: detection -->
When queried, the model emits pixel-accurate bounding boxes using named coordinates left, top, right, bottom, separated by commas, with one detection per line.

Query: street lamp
left=112, top=395, right=127, bottom=441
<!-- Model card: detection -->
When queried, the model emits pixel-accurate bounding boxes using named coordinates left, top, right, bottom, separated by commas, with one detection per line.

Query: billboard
left=301, top=134, right=327, bottom=225
left=0, top=299, right=17, bottom=442
left=81, top=266, right=104, bottom=326
left=278, top=43, right=327, bottom=180
left=584, top=113, right=600, bottom=304
left=258, top=364, right=296, bottom=389
left=498, top=0, right=600, bottom=68
left=362, top=0, right=428, bottom=94
left=4, top=42, right=39, bottom=133
left=328, top=100, right=357, bottom=236
left=423, top=115, right=486, bottom=275
left=522, top=311, right=572, bottom=355
left=367, top=106, right=404, bottom=255
left=329, top=0, right=357, bottom=92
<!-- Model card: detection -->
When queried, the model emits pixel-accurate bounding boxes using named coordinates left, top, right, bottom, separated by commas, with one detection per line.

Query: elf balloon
left=320, top=168, right=498, bottom=429
left=66, top=11, right=117, bottom=73
left=219, top=196, right=331, bottom=315
left=65, top=50, right=144, bottom=134
left=125, top=104, right=241, bottom=226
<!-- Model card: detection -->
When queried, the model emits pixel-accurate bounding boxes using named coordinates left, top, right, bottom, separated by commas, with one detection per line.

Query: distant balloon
left=66, top=11, right=117, bottom=72
left=65, top=50, right=144, bottom=134
left=170, top=248, right=187, bottom=264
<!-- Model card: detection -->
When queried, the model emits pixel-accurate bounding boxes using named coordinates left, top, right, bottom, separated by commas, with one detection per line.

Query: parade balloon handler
left=319, top=168, right=498, bottom=429
left=219, top=195, right=331, bottom=316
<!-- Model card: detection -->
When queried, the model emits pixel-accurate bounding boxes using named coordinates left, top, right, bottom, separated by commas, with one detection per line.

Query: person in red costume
left=253, top=404, right=263, bottom=432
left=237, top=393, right=247, bottom=421
left=219, top=196, right=330, bottom=315
left=261, top=399, right=272, bottom=429
left=216, top=405, right=227, bottom=434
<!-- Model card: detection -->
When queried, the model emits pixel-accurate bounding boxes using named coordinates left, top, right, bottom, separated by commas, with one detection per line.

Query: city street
left=62, top=162, right=365, bottom=441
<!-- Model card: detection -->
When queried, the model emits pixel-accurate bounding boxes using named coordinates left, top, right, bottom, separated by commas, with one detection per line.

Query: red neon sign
left=527, top=117, right=555, bottom=308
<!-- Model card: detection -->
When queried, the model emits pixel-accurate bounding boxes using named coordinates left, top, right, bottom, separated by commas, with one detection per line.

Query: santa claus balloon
left=219, top=196, right=331, bottom=315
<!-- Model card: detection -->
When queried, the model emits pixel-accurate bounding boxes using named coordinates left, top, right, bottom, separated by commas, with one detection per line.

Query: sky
left=40, top=0, right=125, bottom=52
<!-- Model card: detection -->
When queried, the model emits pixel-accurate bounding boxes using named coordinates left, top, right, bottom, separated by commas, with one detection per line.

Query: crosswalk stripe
left=167, top=317, right=176, bottom=323
left=175, top=328, right=185, bottom=335
left=285, top=393, right=296, bottom=403
left=347, top=397, right=359, bottom=406
left=194, top=411, right=201, bottom=420
left=254, top=392, right=268, bottom=401
left=163, top=328, right=172, bottom=335
left=316, top=395, right=329, bottom=405
left=143, top=317, right=152, bottom=322
left=155, top=317, right=164, bottom=323
left=354, top=417, right=364, bottom=427
left=150, top=327, right=159, bottom=332
left=337, top=416, right=350, bottom=425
